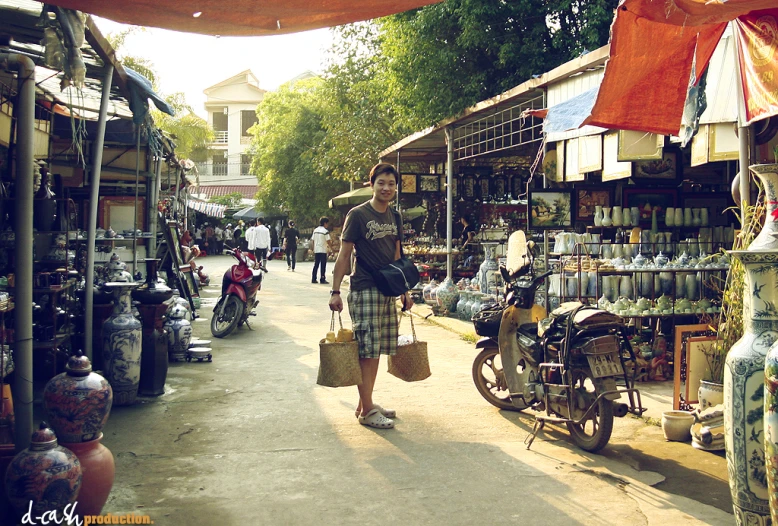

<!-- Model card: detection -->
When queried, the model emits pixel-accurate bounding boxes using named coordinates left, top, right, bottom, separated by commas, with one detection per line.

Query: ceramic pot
left=422, top=280, right=438, bottom=302
left=766, top=339, right=778, bottom=524
left=701, top=208, right=710, bottom=227
left=622, top=208, right=631, bottom=227
left=602, top=276, right=617, bottom=302
left=164, top=304, right=192, bottom=362
left=674, top=208, right=684, bottom=227
left=102, top=282, right=142, bottom=406
left=594, top=206, right=603, bottom=227
left=4, top=423, right=82, bottom=519
left=479, top=243, right=499, bottom=296
left=132, top=259, right=173, bottom=304
left=630, top=206, right=640, bottom=227
left=692, top=208, right=702, bottom=226
left=666, top=207, right=675, bottom=227
left=588, top=271, right=598, bottom=297
left=60, top=435, right=114, bottom=517
left=685, top=273, right=699, bottom=300
left=651, top=209, right=659, bottom=233
left=566, top=277, right=578, bottom=299
left=698, top=380, right=724, bottom=411
left=684, top=207, right=693, bottom=227
left=456, top=292, right=469, bottom=320
left=612, top=206, right=623, bottom=227
left=436, top=278, right=459, bottom=313
left=601, top=208, right=612, bottom=227
left=662, top=411, right=695, bottom=441
left=725, top=163, right=778, bottom=526
left=43, top=351, right=112, bottom=444
left=619, top=275, right=633, bottom=300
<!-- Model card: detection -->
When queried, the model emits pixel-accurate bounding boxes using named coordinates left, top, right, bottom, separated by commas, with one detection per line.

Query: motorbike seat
left=518, top=323, right=538, bottom=339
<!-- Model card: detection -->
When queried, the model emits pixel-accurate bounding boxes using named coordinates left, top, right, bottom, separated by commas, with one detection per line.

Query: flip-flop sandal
left=355, top=404, right=396, bottom=419
left=358, top=408, right=394, bottom=429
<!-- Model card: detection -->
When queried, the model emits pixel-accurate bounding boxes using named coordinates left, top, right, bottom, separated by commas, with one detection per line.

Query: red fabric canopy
left=45, top=0, right=441, bottom=36
left=584, top=0, right=777, bottom=136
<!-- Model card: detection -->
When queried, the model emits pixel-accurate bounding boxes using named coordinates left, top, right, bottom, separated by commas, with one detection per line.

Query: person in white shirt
left=311, top=216, right=331, bottom=284
left=254, top=218, right=271, bottom=268
left=245, top=221, right=257, bottom=257
left=214, top=224, right=224, bottom=254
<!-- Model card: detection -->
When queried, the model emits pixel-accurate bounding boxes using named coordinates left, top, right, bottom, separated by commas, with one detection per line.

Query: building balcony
left=214, top=130, right=228, bottom=144
left=195, top=162, right=255, bottom=177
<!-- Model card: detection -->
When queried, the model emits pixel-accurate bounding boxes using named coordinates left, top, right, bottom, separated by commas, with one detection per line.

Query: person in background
left=224, top=223, right=235, bottom=250
left=179, top=229, right=201, bottom=272
left=460, top=214, right=476, bottom=250
left=214, top=223, right=224, bottom=254
left=234, top=221, right=244, bottom=251
left=194, top=225, right=204, bottom=248
left=245, top=220, right=258, bottom=261
left=283, top=220, right=299, bottom=271
left=311, top=217, right=331, bottom=284
left=255, top=218, right=271, bottom=268
left=204, top=223, right=215, bottom=255
left=270, top=224, right=279, bottom=257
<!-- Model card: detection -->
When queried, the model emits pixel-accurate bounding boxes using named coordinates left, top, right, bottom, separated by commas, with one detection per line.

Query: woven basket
left=388, top=314, right=431, bottom=382
left=317, top=312, right=362, bottom=387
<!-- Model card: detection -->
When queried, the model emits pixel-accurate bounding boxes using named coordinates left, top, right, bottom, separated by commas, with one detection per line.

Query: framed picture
left=419, top=174, right=440, bottom=192
left=684, top=336, right=718, bottom=407
left=673, top=324, right=715, bottom=410
left=462, top=174, right=476, bottom=198
left=511, top=173, right=525, bottom=200
left=633, top=150, right=680, bottom=180
left=493, top=175, right=508, bottom=201
left=477, top=174, right=491, bottom=200
left=623, top=188, right=678, bottom=225
left=401, top=173, right=417, bottom=194
left=529, top=189, right=573, bottom=230
left=575, top=187, right=613, bottom=222
left=99, top=196, right=146, bottom=232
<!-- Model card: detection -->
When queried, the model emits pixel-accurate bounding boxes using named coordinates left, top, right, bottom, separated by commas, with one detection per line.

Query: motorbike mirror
left=506, top=230, right=529, bottom=275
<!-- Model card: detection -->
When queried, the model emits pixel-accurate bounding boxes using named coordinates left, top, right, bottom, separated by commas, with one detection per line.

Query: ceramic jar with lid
left=4, top=422, right=82, bottom=518
left=43, top=350, right=112, bottom=443
left=164, top=303, right=192, bottom=362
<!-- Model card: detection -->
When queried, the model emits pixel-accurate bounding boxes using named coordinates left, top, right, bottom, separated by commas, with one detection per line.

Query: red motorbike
left=210, top=248, right=266, bottom=338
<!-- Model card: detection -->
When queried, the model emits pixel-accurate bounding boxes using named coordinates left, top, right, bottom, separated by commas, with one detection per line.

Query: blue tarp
left=125, top=67, right=174, bottom=125
left=540, top=87, right=599, bottom=134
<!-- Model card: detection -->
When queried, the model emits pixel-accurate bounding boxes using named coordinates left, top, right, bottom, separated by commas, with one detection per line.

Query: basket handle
left=330, top=311, right=344, bottom=332
left=398, top=311, right=418, bottom=342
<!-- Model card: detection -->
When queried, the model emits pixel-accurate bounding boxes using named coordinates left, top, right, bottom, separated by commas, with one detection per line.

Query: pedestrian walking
left=204, top=223, right=215, bottom=255
left=283, top=220, right=300, bottom=271
left=224, top=224, right=235, bottom=250
left=254, top=218, right=271, bottom=268
left=214, top=223, right=224, bottom=254
left=245, top=220, right=257, bottom=258
left=311, top=217, right=331, bottom=284
left=328, top=163, right=413, bottom=429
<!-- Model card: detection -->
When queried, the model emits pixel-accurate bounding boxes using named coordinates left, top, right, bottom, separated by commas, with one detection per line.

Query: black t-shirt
left=342, top=202, right=403, bottom=291
left=461, top=224, right=476, bottom=245
left=284, top=227, right=299, bottom=247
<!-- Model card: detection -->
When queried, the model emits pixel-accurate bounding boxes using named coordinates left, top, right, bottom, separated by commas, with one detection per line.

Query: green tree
left=378, top=0, right=618, bottom=128
left=209, top=192, right=244, bottom=208
left=250, top=78, right=349, bottom=225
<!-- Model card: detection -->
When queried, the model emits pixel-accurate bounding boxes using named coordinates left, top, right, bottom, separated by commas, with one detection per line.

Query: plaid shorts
left=347, top=287, right=399, bottom=359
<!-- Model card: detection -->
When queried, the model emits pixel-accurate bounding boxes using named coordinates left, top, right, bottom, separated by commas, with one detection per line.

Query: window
left=241, top=154, right=252, bottom=176
left=241, top=110, right=258, bottom=137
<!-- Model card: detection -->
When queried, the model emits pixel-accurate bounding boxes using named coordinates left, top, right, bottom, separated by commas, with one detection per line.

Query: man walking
left=254, top=218, right=271, bottom=268
left=328, top=163, right=412, bottom=429
left=284, top=220, right=300, bottom=271
left=311, top=217, right=331, bottom=284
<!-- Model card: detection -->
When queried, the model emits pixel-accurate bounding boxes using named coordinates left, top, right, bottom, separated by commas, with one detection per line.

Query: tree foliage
left=250, top=78, right=349, bottom=225
left=209, top=192, right=244, bottom=208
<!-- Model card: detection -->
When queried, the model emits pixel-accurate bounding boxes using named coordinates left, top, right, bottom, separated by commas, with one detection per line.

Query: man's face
left=372, top=172, right=397, bottom=204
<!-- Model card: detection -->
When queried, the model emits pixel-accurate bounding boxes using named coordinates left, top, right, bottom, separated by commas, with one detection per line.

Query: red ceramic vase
left=4, top=422, right=82, bottom=519
left=43, top=351, right=112, bottom=443
left=60, top=434, right=114, bottom=517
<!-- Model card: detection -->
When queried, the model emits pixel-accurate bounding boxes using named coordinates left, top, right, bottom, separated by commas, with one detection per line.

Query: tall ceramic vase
left=756, top=164, right=778, bottom=525
left=594, top=206, right=603, bottom=226
left=102, top=282, right=142, bottom=406
left=479, top=243, right=499, bottom=297
left=436, top=277, right=459, bottom=313
left=725, top=164, right=778, bottom=525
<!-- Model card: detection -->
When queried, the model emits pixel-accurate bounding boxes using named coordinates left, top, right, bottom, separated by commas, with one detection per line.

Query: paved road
left=101, top=255, right=733, bottom=525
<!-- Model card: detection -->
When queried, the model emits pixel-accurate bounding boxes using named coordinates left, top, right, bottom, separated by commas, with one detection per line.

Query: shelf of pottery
left=404, top=237, right=476, bottom=278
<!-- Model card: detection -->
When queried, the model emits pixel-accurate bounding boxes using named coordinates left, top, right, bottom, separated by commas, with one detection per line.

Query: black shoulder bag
left=358, top=211, right=420, bottom=297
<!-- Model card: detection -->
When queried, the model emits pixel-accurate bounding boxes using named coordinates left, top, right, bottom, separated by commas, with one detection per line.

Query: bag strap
left=397, top=311, right=417, bottom=342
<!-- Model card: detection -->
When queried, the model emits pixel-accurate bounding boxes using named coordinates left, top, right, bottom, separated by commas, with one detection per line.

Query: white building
left=193, top=69, right=265, bottom=203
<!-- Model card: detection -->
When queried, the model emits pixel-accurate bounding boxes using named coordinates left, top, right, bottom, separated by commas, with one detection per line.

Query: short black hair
left=369, top=163, right=399, bottom=185
left=461, top=214, right=472, bottom=224
left=319, top=216, right=330, bottom=226
left=257, top=218, right=264, bottom=225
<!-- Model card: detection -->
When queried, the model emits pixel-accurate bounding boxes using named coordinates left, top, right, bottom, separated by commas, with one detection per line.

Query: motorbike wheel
left=210, top=295, right=244, bottom=338
left=472, top=347, right=527, bottom=412
left=566, top=369, right=614, bottom=453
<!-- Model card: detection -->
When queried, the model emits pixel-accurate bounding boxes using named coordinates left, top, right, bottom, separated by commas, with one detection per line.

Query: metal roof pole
left=149, top=156, right=162, bottom=257
left=445, top=126, right=454, bottom=280
left=731, top=20, right=750, bottom=220
left=133, top=126, right=141, bottom=273
left=84, top=63, right=114, bottom=363
left=1, top=52, right=35, bottom=450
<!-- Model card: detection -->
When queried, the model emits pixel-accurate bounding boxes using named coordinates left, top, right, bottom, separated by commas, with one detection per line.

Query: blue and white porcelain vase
left=435, top=277, right=459, bottom=314
left=102, top=282, right=141, bottom=406
left=725, top=164, right=778, bottom=525
left=164, top=303, right=192, bottom=362
left=479, top=243, right=499, bottom=296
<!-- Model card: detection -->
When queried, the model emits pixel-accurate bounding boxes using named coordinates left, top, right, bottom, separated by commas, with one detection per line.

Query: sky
left=94, top=17, right=334, bottom=119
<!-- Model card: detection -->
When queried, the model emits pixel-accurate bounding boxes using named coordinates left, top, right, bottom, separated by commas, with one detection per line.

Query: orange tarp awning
left=43, top=0, right=442, bottom=36
left=583, top=0, right=777, bottom=136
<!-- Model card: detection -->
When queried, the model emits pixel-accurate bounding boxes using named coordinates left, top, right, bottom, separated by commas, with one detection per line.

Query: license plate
left=587, top=353, right=623, bottom=378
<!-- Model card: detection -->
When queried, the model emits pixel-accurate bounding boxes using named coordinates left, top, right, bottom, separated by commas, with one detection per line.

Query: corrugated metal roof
left=195, top=185, right=258, bottom=199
